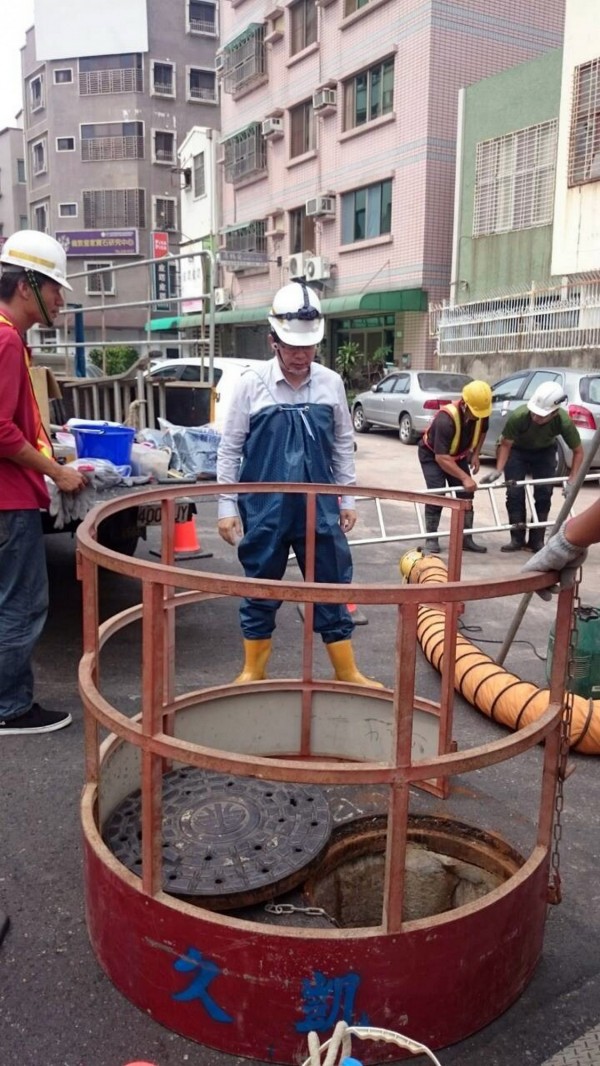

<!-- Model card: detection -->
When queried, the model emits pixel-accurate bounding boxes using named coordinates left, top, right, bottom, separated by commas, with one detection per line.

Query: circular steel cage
left=77, top=482, right=573, bottom=1063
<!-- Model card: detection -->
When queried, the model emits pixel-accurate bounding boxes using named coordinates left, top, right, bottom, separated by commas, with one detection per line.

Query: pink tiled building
left=218, top=0, right=565, bottom=367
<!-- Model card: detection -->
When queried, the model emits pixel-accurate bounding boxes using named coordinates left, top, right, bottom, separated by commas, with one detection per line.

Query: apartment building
left=196, top=0, right=566, bottom=367
left=21, top=0, right=220, bottom=347
left=0, top=121, right=28, bottom=241
left=435, top=0, right=600, bottom=378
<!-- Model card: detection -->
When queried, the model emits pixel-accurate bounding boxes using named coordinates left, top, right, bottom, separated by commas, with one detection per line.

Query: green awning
left=223, top=22, right=261, bottom=51
left=322, top=289, right=427, bottom=314
left=146, top=289, right=427, bottom=332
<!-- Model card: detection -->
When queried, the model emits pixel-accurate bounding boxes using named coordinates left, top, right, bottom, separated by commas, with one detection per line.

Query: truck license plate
left=137, top=501, right=192, bottom=527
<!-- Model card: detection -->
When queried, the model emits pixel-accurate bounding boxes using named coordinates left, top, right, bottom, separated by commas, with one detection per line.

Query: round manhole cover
left=103, top=767, right=333, bottom=909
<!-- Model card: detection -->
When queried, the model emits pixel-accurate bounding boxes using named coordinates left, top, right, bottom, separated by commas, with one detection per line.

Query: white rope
left=302, top=1021, right=443, bottom=1066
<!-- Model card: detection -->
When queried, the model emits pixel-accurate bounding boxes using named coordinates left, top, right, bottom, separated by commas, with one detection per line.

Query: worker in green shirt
left=480, top=381, right=584, bottom=553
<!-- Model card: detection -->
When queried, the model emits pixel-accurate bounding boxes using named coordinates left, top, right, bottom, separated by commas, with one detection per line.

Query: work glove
left=521, top=522, right=588, bottom=601
left=562, top=481, right=576, bottom=501
left=479, top=468, right=503, bottom=485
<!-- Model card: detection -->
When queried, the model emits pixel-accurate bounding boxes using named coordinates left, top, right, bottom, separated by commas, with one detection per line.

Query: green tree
left=88, top=345, right=139, bottom=377
left=335, top=341, right=362, bottom=390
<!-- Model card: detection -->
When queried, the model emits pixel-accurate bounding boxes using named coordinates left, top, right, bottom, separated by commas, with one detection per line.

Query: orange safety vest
left=0, top=311, right=54, bottom=458
left=422, top=401, right=483, bottom=459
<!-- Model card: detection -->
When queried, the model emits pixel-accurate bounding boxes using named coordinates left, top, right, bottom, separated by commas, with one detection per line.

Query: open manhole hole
left=102, top=767, right=333, bottom=910
left=303, top=815, right=524, bottom=927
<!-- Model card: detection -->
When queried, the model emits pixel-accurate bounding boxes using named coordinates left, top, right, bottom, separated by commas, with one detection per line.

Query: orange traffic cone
left=173, top=516, right=213, bottom=560
left=297, top=600, right=368, bottom=624
left=347, top=601, right=368, bottom=625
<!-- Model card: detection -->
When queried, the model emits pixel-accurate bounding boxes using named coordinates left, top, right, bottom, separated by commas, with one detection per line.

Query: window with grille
left=222, top=24, right=265, bottom=94
left=154, top=197, right=177, bottom=231
left=33, top=202, right=49, bottom=233
left=86, top=262, right=115, bottom=296
left=81, top=121, right=144, bottom=161
left=569, top=58, right=600, bottom=186
left=222, top=124, right=267, bottom=183
left=341, top=179, right=392, bottom=243
left=188, top=67, right=217, bottom=103
left=79, top=54, right=143, bottom=95
left=193, top=153, right=206, bottom=197
left=290, top=0, right=317, bottom=56
left=83, top=189, right=146, bottom=228
left=473, top=120, right=557, bottom=236
left=290, top=100, right=315, bottom=158
left=30, top=75, right=44, bottom=112
left=344, top=56, right=394, bottom=129
left=152, top=62, right=175, bottom=97
left=153, top=130, right=175, bottom=164
left=223, top=220, right=266, bottom=254
left=32, top=140, right=47, bottom=176
left=187, top=0, right=217, bottom=35
left=289, top=206, right=315, bottom=253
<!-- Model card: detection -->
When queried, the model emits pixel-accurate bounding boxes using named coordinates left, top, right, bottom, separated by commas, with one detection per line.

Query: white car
left=148, top=356, right=267, bottom=429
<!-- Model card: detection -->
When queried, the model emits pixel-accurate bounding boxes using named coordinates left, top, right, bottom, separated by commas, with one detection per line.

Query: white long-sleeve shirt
left=217, top=357, right=356, bottom=519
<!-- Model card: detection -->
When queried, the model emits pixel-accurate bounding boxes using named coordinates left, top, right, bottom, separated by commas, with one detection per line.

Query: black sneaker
left=0, top=703, right=72, bottom=735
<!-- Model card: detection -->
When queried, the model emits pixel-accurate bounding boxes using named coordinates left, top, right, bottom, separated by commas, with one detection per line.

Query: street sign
left=217, top=249, right=269, bottom=266
left=152, top=231, right=172, bottom=310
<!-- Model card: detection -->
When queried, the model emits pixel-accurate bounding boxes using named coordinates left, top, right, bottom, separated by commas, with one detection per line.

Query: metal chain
left=548, top=570, right=581, bottom=904
left=265, top=902, right=340, bottom=927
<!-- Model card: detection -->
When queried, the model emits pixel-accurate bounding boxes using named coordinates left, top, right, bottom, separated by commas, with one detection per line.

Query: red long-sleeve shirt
left=0, top=313, right=50, bottom=509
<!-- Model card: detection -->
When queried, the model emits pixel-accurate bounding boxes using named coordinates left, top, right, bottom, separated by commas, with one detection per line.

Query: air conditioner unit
left=261, top=116, right=284, bottom=139
left=305, top=195, right=336, bottom=218
left=287, top=253, right=307, bottom=279
left=305, top=256, right=331, bottom=282
left=214, top=287, right=231, bottom=307
left=312, top=87, right=337, bottom=112
left=215, top=53, right=224, bottom=72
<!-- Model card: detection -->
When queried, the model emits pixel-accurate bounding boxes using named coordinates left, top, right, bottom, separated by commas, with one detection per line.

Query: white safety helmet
left=268, top=281, right=324, bottom=347
left=0, top=230, right=72, bottom=291
left=527, top=381, right=567, bottom=417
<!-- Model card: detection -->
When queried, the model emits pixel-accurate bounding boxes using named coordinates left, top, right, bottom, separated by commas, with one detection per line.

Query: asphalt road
left=2, top=430, right=600, bottom=1066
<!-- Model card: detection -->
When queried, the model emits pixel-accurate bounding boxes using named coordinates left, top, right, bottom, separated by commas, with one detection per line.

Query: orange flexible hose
left=408, top=555, right=600, bottom=755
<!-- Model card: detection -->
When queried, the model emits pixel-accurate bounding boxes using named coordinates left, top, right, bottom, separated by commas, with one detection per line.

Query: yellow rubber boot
left=326, top=639, right=384, bottom=688
left=234, top=638, right=272, bottom=684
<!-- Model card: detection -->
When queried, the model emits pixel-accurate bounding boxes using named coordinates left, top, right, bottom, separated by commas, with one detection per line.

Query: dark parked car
left=351, top=370, right=474, bottom=444
left=481, top=366, right=600, bottom=472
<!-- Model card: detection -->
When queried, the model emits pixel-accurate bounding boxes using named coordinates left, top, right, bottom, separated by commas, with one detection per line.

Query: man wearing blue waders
left=217, top=280, right=382, bottom=687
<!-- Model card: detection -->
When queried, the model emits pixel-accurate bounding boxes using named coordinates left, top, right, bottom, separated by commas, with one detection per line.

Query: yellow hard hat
left=462, top=380, right=492, bottom=418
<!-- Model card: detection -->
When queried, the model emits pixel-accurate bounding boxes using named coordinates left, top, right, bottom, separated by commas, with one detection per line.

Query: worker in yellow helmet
left=0, top=231, right=87, bottom=736
left=418, top=380, right=492, bottom=554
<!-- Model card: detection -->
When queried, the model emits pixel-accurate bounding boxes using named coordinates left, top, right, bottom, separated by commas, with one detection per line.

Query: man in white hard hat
left=217, top=279, right=382, bottom=688
left=480, top=380, right=584, bottom=552
left=0, top=230, right=86, bottom=735
left=418, top=380, right=492, bottom=554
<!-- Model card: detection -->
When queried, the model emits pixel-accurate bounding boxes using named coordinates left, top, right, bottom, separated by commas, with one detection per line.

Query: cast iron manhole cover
left=103, top=767, right=333, bottom=909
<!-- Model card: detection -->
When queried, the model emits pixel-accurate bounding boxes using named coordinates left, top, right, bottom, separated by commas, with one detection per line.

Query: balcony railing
left=155, top=147, right=175, bottom=163
left=189, top=17, right=216, bottom=33
left=189, top=85, right=217, bottom=102
left=81, top=136, right=144, bottom=161
left=79, top=68, right=143, bottom=95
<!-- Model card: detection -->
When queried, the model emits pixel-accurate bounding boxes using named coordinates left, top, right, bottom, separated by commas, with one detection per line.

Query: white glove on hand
left=562, top=482, right=576, bottom=501
left=521, top=523, right=588, bottom=600
left=479, top=469, right=503, bottom=485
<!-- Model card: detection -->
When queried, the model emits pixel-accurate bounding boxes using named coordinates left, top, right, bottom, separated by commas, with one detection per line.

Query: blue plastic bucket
left=73, top=424, right=135, bottom=466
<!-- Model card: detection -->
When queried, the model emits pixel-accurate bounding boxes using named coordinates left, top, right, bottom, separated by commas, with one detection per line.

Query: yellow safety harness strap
left=0, top=311, right=54, bottom=458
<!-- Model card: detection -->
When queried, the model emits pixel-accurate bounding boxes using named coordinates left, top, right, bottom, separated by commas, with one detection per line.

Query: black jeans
left=418, top=452, right=473, bottom=523
left=504, top=444, right=557, bottom=523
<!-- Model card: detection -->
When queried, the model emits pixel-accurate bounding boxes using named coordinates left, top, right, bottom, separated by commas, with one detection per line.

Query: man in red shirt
left=0, top=231, right=86, bottom=735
